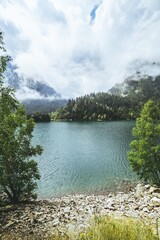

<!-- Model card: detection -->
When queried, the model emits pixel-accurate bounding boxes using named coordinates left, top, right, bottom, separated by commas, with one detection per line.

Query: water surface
left=33, top=121, right=137, bottom=198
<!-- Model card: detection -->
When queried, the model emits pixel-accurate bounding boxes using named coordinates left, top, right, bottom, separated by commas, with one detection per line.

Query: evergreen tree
left=0, top=31, right=43, bottom=203
left=128, top=100, right=160, bottom=186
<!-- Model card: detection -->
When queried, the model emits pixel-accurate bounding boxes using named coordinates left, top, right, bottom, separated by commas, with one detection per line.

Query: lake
left=33, top=121, right=138, bottom=198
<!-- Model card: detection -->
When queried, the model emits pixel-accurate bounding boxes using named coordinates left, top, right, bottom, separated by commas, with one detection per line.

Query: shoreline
left=0, top=183, right=160, bottom=239
left=37, top=179, right=138, bottom=200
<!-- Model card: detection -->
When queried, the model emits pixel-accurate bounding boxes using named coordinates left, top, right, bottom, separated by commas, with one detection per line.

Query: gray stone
left=144, top=184, right=151, bottom=189
left=149, top=186, right=160, bottom=194
left=64, top=206, right=71, bottom=213
left=142, top=207, right=149, bottom=212
left=1, top=183, right=160, bottom=238
left=5, top=221, right=14, bottom=228
left=53, top=218, right=59, bottom=226
left=150, top=197, right=160, bottom=206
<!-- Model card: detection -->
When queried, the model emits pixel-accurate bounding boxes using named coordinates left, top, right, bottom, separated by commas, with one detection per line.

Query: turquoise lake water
left=33, top=121, right=137, bottom=198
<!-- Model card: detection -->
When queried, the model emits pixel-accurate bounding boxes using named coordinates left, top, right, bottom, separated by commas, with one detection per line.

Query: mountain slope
left=23, top=99, right=67, bottom=115
left=5, top=62, right=61, bottom=99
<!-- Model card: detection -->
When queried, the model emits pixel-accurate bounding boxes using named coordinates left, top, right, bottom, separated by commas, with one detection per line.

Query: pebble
left=0, top=183, right=160, bottom=238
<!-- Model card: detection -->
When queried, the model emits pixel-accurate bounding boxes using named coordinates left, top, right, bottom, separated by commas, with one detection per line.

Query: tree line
left=50, top=77, right=160, bottom=121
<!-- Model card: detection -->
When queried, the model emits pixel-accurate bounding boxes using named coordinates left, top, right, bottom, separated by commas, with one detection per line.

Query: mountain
left=108, top=74, right=160, bottom=101
left=4, top=62, right=67, bottom=114
left=108, top=60, right=160, bottom=97
left=5, top=62, right=61, bottom=99
left=26, top=78, right=60, bottom=98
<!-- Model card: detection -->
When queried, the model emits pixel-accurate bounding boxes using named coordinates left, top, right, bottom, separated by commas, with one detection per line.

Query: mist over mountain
left=108, top=73, right=160, bottom=98
left=5, top=62, right=61, bottom=100
left=4, top=62, right=67, bottom=114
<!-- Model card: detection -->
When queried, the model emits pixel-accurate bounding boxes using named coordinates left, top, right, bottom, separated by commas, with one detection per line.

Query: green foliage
left=50, top=93, right=134, bottom=121
left=51, top=76, right=160, bottom=122
left=128, top=100, right=160, bottom=186
left=49, top=216, right=158, bottom=240
left=0, top=31, right=43, bottom=203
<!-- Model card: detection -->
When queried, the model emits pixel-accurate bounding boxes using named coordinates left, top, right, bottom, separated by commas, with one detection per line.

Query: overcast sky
left=0, top=0, right=160, bottom=98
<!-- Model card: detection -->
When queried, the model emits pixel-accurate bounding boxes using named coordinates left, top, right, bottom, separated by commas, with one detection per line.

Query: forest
left=50, top=75, right=160, bottom=121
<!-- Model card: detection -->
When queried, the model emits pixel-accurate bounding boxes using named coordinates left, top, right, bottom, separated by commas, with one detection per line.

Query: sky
left=0, top=0, right=160, bottom=98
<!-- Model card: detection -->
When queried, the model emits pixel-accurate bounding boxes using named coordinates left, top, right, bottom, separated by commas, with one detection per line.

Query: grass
left=50, top=216, right=159, bottom=240
left=1, top=216, right=159, bottom=240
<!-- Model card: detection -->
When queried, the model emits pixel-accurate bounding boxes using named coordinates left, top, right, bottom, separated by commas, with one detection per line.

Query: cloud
left=0, top=0, right=160, bottom=98
left=37, top=0, right=66, bottom=24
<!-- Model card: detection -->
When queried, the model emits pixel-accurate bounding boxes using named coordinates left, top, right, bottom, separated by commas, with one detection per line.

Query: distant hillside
left=22, top=99, right=67, bottom=115
left=51, top=75, right=160, bottom=121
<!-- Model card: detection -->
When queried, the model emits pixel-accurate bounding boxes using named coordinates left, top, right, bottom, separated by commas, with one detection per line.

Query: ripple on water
left=34, top=121, right=138, bottom=197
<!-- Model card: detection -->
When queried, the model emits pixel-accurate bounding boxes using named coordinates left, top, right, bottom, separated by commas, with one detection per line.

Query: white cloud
left=0, top=0, right=160, bottom=98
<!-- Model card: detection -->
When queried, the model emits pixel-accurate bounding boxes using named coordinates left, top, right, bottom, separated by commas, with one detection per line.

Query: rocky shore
left=0, top=183, right=160, bottom=239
